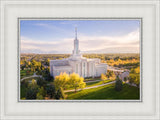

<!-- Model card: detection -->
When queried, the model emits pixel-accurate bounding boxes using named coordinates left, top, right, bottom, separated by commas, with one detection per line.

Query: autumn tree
left=128, top=75, right=135, bottom=85
left=111, top=72, right=116, bottom=80
left=54, top=72, right=70, bottom=91
left=129, top=67, right=140, bottom=87
left=45, top=58, right=50, bottom=66
left=28, top=79, right=38, bottom=89
left=36, top=87, right=46, bottom=100
left=134, top=74, right=140, bottom=87
left=106, top=70, right=116, bottom=80
left=69, top=73, right=86, bottom=92
left=101, top=73, right=107, bottom=84
left=106, top=71, right=110, bottom=79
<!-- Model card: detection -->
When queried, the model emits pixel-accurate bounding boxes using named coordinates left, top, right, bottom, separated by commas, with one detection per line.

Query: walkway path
left=20, top=72, right=42, bottom=82
left=64, top=81, right=116, bottom=93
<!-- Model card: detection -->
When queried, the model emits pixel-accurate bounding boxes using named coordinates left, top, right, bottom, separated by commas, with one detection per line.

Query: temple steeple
left=75, top=27, right=77, bottom=39
left=73, top=27, right=80, bottom=55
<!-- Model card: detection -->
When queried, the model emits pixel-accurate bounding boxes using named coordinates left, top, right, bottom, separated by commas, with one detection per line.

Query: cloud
left=79, top=29, right=139, bottom=51
left=21, top=29, right=140, bottom=53
left=34, top=23, right=73, bottom=36
left=21, top=36, right=73, bottom=53
left=34, top=23, right=51, bottom=28
left=60, top=21, right=79, bottom=27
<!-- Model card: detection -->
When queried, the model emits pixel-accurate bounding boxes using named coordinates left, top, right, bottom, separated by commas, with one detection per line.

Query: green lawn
left=62, top=79, right=114, bottom=91
left=66, top=83, right=140, bottom=100
left=84, top=77, right=101, bottom=81
left=86, top=79, right=114, bottom=87
left=20, top=70, right=34, bottom=78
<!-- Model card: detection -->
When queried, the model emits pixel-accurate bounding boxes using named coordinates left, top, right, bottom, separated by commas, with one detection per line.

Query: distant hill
left=82, top=47, right=139, bottom=54
left=21, top=47, right=139, bottom=54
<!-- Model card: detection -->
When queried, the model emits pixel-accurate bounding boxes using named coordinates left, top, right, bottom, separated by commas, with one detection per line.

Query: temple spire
left=73, top=27, right=80, bottom=55
left=75, top=27, right=77, bottom=39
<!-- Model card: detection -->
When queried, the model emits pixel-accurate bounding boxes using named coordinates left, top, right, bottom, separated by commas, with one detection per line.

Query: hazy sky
left=20, top=20, right=140, bottom=54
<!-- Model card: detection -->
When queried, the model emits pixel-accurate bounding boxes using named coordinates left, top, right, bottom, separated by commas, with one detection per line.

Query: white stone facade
left=50, top=28, right=107, bottom=78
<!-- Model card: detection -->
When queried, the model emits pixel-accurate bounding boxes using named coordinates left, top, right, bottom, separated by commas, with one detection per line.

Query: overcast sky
left=20, top=20, right=140, bottom=54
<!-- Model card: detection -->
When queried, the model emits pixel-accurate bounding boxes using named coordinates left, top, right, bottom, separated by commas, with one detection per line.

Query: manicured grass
left=86, top=79, right=114, bottom=87
left=66, top=83, right=140, bottom=100
left=62, top=79, right=115, bottom=90
left=20, top=70, right=34, bottom=78
left=84, top=77, right=101, bottom=81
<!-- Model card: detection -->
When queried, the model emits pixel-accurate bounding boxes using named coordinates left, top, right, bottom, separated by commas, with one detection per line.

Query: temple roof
left=51, top=60, right=70, bottom=66
left=54, top=65, right=72, bottom=69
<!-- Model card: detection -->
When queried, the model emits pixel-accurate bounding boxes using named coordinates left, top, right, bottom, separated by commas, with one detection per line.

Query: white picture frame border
left=0, top=0, right=159, bottom=120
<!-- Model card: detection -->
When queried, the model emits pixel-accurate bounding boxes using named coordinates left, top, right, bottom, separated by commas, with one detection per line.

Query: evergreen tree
left=124, top=77, right=127, bottom=83
left=115, top=76, right=123, bottom=91
left=46, top=85, right=55, bottom=98
left=26, top=79, right=39, bottom=99
left=26, top=88, right=38, bottom=99
left=37, top=78, right=46, bottom=87
left=55, top=87, right=65, bottom=100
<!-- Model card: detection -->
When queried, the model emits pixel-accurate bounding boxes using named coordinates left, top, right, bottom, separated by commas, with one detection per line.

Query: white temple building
left=50, top=28, right=107, bottom=78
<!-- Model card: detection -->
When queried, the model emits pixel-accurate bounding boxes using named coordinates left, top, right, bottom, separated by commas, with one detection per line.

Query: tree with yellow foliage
left=111, top=72, right=116, bottom=80
left=69, top=73, right=86, bottom=92
left=101, top=73, right=107, bottom=84
left=135, top=66, right=140, bottom=73
left=129, top=67, right=140, bottom=87
left=54, top=72, right=70, bottom=91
